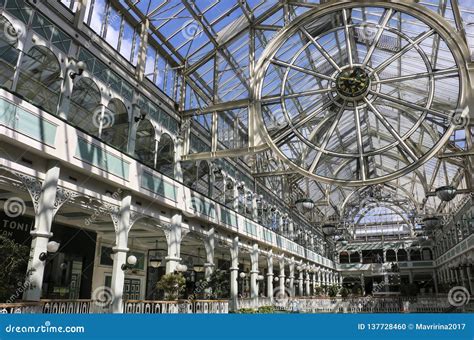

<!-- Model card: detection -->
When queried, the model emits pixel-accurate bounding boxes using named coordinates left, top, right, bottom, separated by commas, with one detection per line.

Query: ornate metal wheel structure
left=253, top=1, right=470, bottom=187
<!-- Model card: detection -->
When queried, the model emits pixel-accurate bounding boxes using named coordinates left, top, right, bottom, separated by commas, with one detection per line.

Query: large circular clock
left=253, top=1, right=469, bottom=186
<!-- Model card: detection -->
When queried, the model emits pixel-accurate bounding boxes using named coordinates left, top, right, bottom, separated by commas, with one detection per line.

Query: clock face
left=253, top=2, right=467, bottom=186
left=335, top=67, right=370, bottom=99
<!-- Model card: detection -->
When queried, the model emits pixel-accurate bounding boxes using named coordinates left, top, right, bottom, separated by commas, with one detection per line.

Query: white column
left=57, top=61, right=75, bottom=119
left=298, top=269, right=304, bottom=296
left=229, top=237, right=239, bottom=312
left=23, top=161, right=60, bottom=301
left=289, top=259, right=295, bottom=297
left=204, top=227, right=215, bottom=280
left=250, top=244, right=259, bottom=306
left=266, top=251, right=273, bottom=299
left=110, top=194, right=132, bottom=313
left=232, top=181, right=239, bottom=210
left=165, top=212, right=183, bottom=273
left=288, top=220, right=294, bottom=239
left=279, top=258, right=286, bottom=295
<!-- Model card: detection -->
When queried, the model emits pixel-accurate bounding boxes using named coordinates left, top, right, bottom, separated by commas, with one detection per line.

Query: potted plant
left=340, top=287, right=350, bottom=298
left=207, top=269, right=230, bottom=299
left=327, top=284, right=339, bottom=298
left=156, top=273, right=186, bottom=300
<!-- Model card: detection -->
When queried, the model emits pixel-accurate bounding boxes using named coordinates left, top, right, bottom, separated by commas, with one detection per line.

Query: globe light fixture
left=122, top=255, right=138, bottom=270
left=39, top=241, right=61, bottom=261
left=295, top=198, right=315, bottom=212
left=175, top=263, right=188, bottom=272
left=422, top=216, right=440, bottom=229
left=435, top=186, right=457, bottom=202
left=322, top=224, right=336, bottom=236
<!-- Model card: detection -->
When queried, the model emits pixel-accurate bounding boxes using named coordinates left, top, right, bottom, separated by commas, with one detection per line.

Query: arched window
left=350, top=252, right=360, bottom=263
left=156, top=134, right=174, bottom=177
left=135, top=119, right=156, bottom=168
left=397, top=249, right=408, bottom=262
left=102, top=99, right=129, bottom=152
left=422, top=248, right=433, bottom=261
left=386, top=249, right=397, bottom=262
left=16, top=46, right=61, bottom=114
left=0, top=16, right=20, bottom=89
left=69, top=77, right=101, bottom=136
left=410, top=249, right=421, bottom=261
left=339, top=251, right=349, bottom=264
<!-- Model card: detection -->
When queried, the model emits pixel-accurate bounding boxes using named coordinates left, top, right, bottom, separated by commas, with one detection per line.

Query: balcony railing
left=2, top=297, right=471, bottom=314
left=0, top=300, right=109, bottom=314
left=0, top=299, right=228, bottom=314
left=123, top=300, right=228, bottom=314
left=271, top=296, right=472, bottom=313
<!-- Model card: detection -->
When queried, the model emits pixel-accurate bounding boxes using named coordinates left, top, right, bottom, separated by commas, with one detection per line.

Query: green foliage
left=340, top=287, right=350, bottom=298
left=400, top=283, right=419, bottom=297
left=0, top=236, right=30, bottom=302
left=257, top=305, right=275, bottom=313
left=237, top=307, right=276, bottom=314
left=156, top=273, right=186, bottom=301
left=207, top=269, right=230, bottom=299
left=327, top=284, right=339, bottom=297
left=314, top=286, right=324, bottom=296
left=238, top=308, right=258, bottom=314
left=352, top=284, right=363, bottom=296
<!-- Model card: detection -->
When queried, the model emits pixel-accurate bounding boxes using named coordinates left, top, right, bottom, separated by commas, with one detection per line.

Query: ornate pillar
left=204, top=227, right=215, bottom=280
left=229, top=237, right=239, bottom=312
left=266, top=250, right=274, bottom=299
left=360, top=273, right=365, bottom=295
left=289, top=258, right=295, bottom=297
left=279, top=258, right=286, bottom=295
left=165, top=212, right=183, bottom=273
left=110, top=194, right=132, bottom=313
left=298, top=267, right=304, bottom=296
left=23, top=162, right=61, bottom=301
left=250, top=244, right=259, bottom=306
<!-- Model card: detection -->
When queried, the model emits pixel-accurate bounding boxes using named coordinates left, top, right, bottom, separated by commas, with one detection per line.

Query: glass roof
left=75, top=0, right=473, bottom=239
